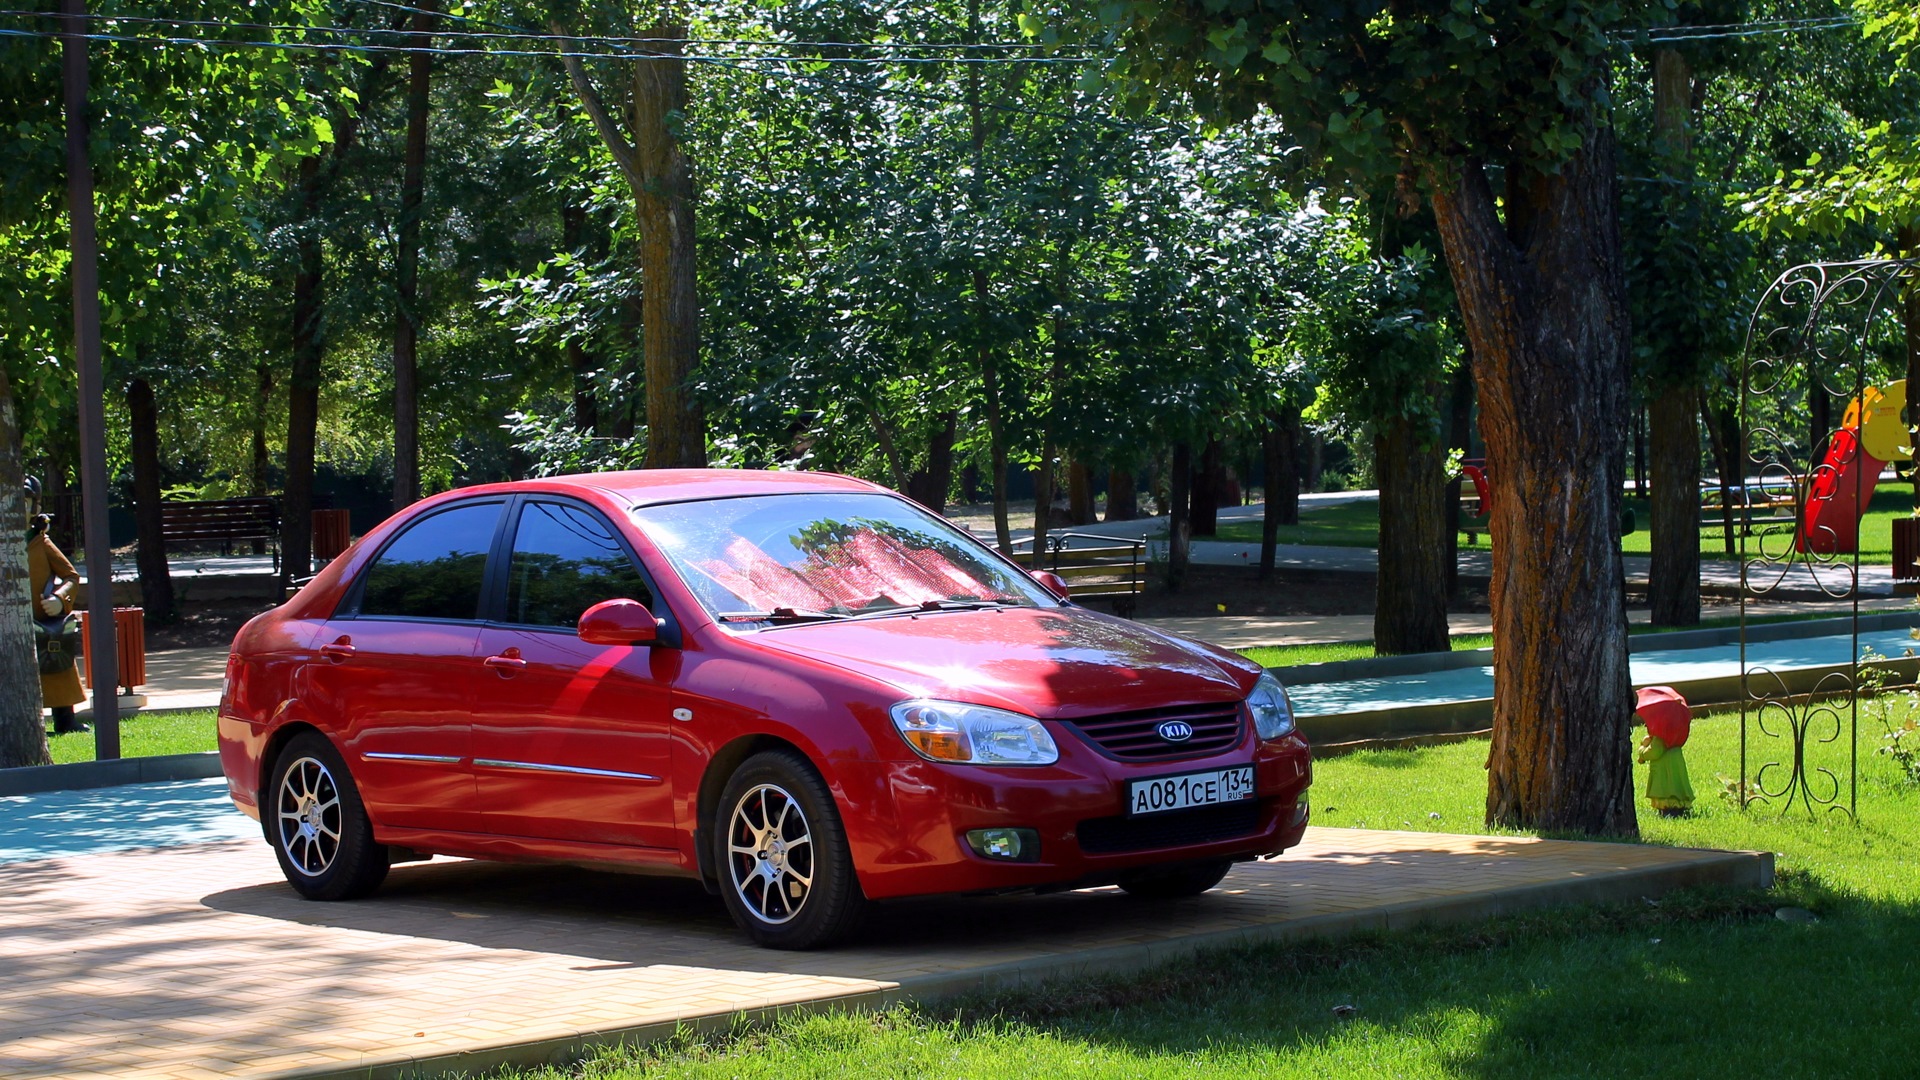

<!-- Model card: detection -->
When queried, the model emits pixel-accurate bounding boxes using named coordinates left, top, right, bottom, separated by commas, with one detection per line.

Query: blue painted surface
left=1288, top=627, right=1920, bottom=717
left=0, top=778, right=257, bottom=865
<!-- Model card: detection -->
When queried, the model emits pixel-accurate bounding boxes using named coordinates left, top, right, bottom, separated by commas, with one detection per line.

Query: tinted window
left=505, top=501, right=654, bottom=628
left=357, top=502, right=501, bottom=621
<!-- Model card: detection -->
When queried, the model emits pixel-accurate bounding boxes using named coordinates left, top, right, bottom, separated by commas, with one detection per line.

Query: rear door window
left=356, top=502, right=503, bottom=621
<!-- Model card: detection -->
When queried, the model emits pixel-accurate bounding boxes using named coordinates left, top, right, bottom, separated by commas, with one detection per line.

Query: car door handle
left=320, top=640, right=355, bottom=663
left=484, top=653, right=527, bottom=674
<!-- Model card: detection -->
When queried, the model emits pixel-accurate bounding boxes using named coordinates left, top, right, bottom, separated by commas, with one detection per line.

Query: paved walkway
left=0, top=779, right=1769, bottom=1080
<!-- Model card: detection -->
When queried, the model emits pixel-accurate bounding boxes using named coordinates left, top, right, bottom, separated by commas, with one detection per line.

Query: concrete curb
left=1292, top=655, right=1920, bottom=749
left=281, top=844, right=1773, bottom=1080
left=1278, top=612, right=1919, bottom=687
left=0, top=752, right=222, bottom=797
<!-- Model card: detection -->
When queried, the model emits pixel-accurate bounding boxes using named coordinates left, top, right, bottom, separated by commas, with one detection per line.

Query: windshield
left=631, top=492, right=1053, bottom=625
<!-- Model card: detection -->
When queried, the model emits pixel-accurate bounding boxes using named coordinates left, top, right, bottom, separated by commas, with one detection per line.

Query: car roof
left=515, top=468, right=890, bottom=508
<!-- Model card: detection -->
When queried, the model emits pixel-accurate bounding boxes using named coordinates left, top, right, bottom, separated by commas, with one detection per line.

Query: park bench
left=1022, top=531, right=1149, bottom=618
left=1699, top=482, right=1797, bottom=536
left=159, top=497, right=281, bottom=572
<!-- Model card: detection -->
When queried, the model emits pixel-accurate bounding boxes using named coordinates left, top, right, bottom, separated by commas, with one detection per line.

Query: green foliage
left=1736, top=0, right=1920, bottom=240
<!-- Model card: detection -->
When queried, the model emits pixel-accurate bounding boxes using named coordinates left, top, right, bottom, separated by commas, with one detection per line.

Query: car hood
left=733, top=605, right=1259, bottom=719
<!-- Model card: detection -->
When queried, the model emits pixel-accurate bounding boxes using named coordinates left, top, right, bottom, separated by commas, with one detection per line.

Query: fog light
left=965, top=827, right=1040, bottom=862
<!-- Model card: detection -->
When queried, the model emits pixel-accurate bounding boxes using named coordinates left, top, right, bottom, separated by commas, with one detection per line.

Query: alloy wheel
left=276, top=756, right=343, bottom=877
left=726, top=782, right=815, bottom=925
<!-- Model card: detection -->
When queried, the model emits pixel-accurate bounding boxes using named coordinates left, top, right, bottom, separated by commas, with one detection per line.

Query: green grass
left=494, top=701, right=1920, bottom=1080
left=1212, top=487, right=1919, bottom=561
left=44, top=708, right=218, bottom=764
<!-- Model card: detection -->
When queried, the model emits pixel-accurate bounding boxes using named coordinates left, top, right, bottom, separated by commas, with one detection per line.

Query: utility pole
left=62, top=0, right=120, bottom=758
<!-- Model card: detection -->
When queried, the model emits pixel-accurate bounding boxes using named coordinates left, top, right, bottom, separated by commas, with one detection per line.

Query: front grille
left=1065, top=701, right=1245, bottom=761
left=1076, top=801, right=1264, bottom=855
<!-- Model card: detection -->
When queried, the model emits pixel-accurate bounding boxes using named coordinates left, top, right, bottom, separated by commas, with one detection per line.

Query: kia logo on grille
left=1157, top=720, right=1195, bottom=742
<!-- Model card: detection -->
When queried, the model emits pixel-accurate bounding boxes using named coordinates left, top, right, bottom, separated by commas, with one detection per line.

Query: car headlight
left=890, top=700, right=1060, bottom=766
left=1248, top=672, right=1296, bottom=740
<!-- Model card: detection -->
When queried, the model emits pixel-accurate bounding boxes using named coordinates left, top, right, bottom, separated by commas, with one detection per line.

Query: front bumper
left=853, top=732, right=1312, bottom=900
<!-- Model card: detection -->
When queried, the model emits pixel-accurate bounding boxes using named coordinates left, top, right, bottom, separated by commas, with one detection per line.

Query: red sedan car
left=218, top=470, right=1311, bottom=948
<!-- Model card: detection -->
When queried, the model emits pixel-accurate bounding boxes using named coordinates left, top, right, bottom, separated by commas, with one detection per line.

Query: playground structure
left=1799, top=378, right=1911, bottom=554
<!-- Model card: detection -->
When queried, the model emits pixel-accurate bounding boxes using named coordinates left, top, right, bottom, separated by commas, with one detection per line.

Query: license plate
left=1127, top=765, right=1256, bottom=817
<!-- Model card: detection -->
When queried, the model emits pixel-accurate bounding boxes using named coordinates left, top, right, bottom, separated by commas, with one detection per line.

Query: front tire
left=715, top=750, right=868, bottom=949
left=1117, top=858, right=1233, bottom=899
left=268, top=731, right=389, bottom=901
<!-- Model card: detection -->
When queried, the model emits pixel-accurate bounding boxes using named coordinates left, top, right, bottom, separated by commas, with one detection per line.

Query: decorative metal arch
left=1738, top=258, right=1917, bottom=818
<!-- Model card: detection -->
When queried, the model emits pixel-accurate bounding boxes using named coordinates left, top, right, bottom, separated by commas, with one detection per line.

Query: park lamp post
left=62, top=0, right=121, bottom=759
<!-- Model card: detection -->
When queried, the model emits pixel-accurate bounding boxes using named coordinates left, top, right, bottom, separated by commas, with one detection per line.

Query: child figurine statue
left=1635, top=685, right=1695, bottom=817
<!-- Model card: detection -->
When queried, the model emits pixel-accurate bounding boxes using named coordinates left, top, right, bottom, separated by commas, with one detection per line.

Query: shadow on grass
left=899, top=869, right=1920, bottom=1080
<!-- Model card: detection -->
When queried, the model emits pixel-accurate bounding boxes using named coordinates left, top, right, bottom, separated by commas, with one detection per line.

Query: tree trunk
left=1374, top=414, right=1452, bottom=654
left=1644, top=45, right=1701, bottom=626
left=1031, top=442, right=1055, bottom=567
left=905, top=412, right=957, bottom=513
left=1427, top=121, right=1638, bottom=836
left=250, top=360, right=272, bottom=555
left=1648, top=391, right=1701, bottom=625
left=392, top=2, right=434, bottom=510
left=1167, top=442, right=1191, bottom=589
left=127, top=376, right=175, bottom=623
left=563, top=203, right=600, bottom=434
left=1190, top=437, right=1221, bottom=536
left=1901, top=226, right=1919, bottom=506
left=1106, top=466, right=1137, bottom=522
left=1302, top=430, right=1322, bottom=492
left=284, top=155, right=325, bottom=583
left=1260, top=408, right=1300, bottom=581
left=961, top=461, right=981, bottom=505
left=281, top=63, right=385, bottom=585
left=630, top=27, right=704, bottom=468
left=1446, top=359, right=1474, bottom=597
left=1067, top=458, right=1095, bottom=525
left=1701, top=393, right=1739, bottom=556
left=0, top=364, right=51, bottom=768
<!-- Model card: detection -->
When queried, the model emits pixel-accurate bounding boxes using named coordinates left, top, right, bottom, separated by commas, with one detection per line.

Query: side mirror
left=578, top=599, right=661, bottom=646
left=1030, top=570, right=1072, bottom=603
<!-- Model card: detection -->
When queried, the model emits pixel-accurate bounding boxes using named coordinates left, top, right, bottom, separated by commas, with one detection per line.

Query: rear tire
left=714, top=750, right=868, bottom=949
left=1117, top=858, right=1233, bottom=899
left=268, top=732, right=389, bottom=901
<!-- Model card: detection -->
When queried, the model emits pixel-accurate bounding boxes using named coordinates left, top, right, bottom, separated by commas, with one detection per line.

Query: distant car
left=217, top=470, right=1312, bottom=948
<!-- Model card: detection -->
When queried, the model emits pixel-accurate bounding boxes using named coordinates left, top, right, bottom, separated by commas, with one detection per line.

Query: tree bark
left=1446, top=359, right=1474, bottom=597
left=1106, top=466, right=1137, bottom=521
left=1374, top=413, right=1452, bottom=654
left=1427, top=122, right=1638, bottom=836
left=557, top=20, right=704, bottom=467
left=1901, top=226, right=1919, bottom=505
left=905, top=412, right=957, bottom=513
left=1702, top=393, right=1739, bottom=556
left=282, top=60, right=386, bottom=585
left=0, top=364, right=51, bottom=768
left=1648, top=391, right=1701, bottom=625
left=1260, top=407, right=1301, bottom=581
left=1644, top=46, right=1701, bottom=626
left=127, top=376, right=174, bottom=623
left=1031, top=442, right=1055, bottom=567
left=391, top=2, right=434, bottom=510
left=285, top=153, right=326, bottom=583
left=1189, top=437, right=1221, bottom=537
left=1167, top=442, right=1192, bottom=588
left=1067, top=458, right=1095, bottom=525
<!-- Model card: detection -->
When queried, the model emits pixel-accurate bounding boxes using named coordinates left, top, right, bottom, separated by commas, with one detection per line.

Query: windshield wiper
left=849, top=599, right=1009, bottom=620
left=714, top=607, right=849, bottom=624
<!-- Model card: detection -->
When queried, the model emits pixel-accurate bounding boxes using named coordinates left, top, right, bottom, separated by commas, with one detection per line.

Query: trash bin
left=1894, top=518, right=1920, bottom=595
left=313, top=509, right=353, bottom=563
left=79, top=606, right=146, bottom=695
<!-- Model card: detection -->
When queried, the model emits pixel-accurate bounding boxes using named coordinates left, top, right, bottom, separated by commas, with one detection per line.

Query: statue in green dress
left=1635, top=685, right=1694, bottom=817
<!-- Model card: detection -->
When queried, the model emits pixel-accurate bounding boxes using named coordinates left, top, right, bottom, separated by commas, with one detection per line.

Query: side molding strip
left=472, top=758, right=661, bottom=783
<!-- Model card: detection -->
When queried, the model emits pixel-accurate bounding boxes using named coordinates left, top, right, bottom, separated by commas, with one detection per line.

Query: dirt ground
left=143, top=598, right=279, bottom=653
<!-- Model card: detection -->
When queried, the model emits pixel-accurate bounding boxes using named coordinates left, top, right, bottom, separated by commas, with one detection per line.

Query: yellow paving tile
left=0, top=828, right=1768, bottom=1079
